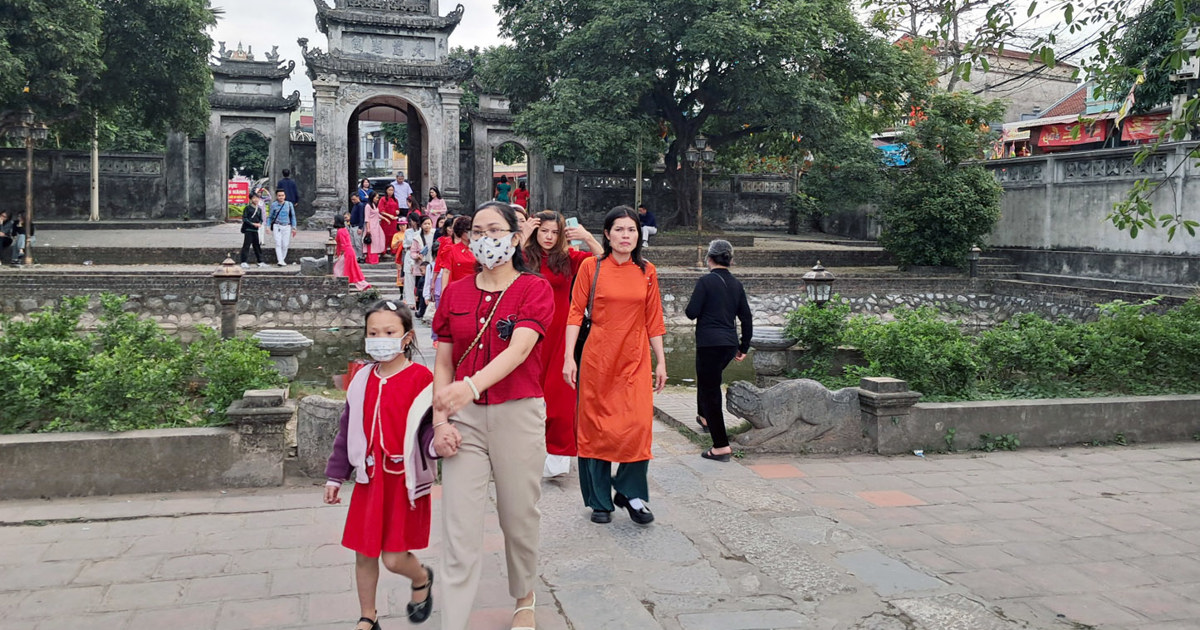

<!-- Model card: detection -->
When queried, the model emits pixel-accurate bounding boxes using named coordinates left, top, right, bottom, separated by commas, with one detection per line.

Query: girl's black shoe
left=407, top=565, right=434, bottom=624
left=354, top=616, right=381, bottom=630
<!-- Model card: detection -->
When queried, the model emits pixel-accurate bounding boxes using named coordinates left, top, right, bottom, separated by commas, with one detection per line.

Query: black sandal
left=407, top=565, right=434, bottom=624
left=701, top=448, right=731, bottom=462
left=354, top=616, right=381, bottom=630
left=696, top=415, right=710, bottom=434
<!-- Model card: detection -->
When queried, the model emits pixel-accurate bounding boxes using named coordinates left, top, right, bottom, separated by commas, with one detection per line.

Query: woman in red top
left=523, top=210, right=600, bottom=477
left=431, top=201, right=554, bottom=630
left=379, top=185, right=401, bottom=260
left=512, top=181, right=530, bottom=211
left=439, top=216, right=476, bottom=292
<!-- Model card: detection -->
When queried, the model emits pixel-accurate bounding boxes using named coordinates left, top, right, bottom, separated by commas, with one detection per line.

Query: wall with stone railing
left=0, top=272, right=368, bottom=330
left=984, top=143, right=1200, bottom=257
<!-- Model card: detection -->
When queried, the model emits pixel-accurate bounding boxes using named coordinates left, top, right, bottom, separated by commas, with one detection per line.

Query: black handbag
left=573, top=259, right=602, bottom=365
left=363, top=233, right=372, bottom=245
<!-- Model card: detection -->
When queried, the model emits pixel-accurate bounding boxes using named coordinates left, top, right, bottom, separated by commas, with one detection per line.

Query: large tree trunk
left=665, top=149, right=699, bottom=228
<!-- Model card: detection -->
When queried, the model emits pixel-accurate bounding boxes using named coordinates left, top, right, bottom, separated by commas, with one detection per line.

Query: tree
left=485, top=0, right=925, bottom=226
left=1110, top=0, right=1200, bottom=113
left=228, top=132, right=269, bottom=180
left=877, top=91, right=1005, bottom=267
left=380, top=122, right=408, bottom=157
left=494, top=142, right=526, bottom=166
left=0, top=0, right=103, bottom=120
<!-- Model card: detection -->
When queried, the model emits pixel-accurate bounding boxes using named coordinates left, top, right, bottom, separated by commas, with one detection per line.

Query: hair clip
left=385, top=301, right=398, bottom=310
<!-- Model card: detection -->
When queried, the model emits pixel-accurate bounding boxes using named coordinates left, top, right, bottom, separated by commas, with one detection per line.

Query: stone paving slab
left=6, top=397, right=1199, bottom=629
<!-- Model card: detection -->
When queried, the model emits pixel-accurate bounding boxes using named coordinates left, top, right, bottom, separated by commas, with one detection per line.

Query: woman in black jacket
left=684, top=239, right=753, bottom=461
left=240, top=191, right=265, bottom=267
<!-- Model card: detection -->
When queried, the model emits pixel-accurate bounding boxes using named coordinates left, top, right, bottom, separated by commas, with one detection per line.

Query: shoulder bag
left=573, top=259, right=602, bottom=365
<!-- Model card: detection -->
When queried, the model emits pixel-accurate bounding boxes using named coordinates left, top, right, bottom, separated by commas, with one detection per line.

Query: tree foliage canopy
left=228, top=131, right=269, bottom=180
left=484, top=0, right=929, bottom=223
left=1, top=0, right=216, bottom=147
left=1113, top=0, right=1200, bottom=114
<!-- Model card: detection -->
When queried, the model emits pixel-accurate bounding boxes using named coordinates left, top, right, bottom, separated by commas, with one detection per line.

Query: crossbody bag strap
left=584, top=257, right=602, bottom=319
left=455, top=274, right=520, bottom=371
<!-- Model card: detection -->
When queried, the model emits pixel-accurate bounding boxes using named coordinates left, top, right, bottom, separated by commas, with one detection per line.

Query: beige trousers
left=440, top=396, right=545, bottom=630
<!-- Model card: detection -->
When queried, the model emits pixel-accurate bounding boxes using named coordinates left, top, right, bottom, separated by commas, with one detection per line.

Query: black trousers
left=240, top=232, right=262, bottom=264
left=414, top=274, right=427, bottom=317
left=696, top=345, right=738, bottom=449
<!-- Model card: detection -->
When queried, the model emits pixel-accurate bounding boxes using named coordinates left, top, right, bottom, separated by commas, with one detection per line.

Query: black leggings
left=241, top=232, right=262, bottom=264
left=696, top=345, right=738, bottom=449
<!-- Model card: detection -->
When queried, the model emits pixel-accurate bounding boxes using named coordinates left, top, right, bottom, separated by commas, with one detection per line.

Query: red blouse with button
left=432, top=273, right=555, bottom=405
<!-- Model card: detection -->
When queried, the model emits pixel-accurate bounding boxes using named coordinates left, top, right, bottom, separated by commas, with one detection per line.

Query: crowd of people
left=316, top=171, right=751, bottom=630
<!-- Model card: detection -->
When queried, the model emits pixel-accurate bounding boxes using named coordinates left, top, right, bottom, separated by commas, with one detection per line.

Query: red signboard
left=1037, top=121, right=1108, bottom=147
left=1121, top=113, right=1169, bottom=142
left=227, top=181, right=250, bottom=205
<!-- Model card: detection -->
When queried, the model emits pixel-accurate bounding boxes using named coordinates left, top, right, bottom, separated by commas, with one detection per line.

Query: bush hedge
left=0, top=294, right=284, bottom=434
left=786, top=298, right=1200, bottom=401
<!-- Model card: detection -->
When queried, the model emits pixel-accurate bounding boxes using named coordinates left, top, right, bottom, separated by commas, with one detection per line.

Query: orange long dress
left=567, top=255, right=667, bottom=463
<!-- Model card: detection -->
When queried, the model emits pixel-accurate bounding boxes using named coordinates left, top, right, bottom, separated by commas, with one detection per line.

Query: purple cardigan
left=325, top=401, right=440, bottom=492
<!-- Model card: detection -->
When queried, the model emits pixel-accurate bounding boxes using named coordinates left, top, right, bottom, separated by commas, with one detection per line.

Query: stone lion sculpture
left=726, top=379, right=864, bottom=453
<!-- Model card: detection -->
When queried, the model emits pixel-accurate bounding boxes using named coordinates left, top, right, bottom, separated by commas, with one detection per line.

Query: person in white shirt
left=392, top=172, right=414, bottom=212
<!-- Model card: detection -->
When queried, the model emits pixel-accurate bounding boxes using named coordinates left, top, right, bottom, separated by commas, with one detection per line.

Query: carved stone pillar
left=439, top=87, right=463, bottom=210
left=858, top=377, right=922, bottom=455
left=310, top=74, right=343, bottom=227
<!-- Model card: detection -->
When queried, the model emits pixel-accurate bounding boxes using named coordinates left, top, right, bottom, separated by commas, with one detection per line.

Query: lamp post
left=802, top=262, right=836, bottom=307
left=212, top=256, right=246, bottom=339
left=325, top=234, right=337, bottom=273
left=1, top=108, right=50, bottom=266
left=967, top=246, right=982, bottom=279
left=684, top=135, right=716, bottom=268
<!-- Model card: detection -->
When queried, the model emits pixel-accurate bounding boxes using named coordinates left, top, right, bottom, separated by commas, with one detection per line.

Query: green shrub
left=878, top=162, right=1002, bottom=267
left=843, top=306, right=978, bottom=398
left=783, top=296, right=851, bottom=377
left=0, top=293, right=289, bottom=434
left=228, top=203, right=245, bottom=217
left=977, top=313, right=1078, bottom=386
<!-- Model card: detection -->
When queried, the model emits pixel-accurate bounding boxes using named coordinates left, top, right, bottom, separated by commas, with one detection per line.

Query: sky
left=208, top=0, right=506, bottom=105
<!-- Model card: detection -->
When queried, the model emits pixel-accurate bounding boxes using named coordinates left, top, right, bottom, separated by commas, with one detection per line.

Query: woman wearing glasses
left=431, top=201, right=554, bottom=630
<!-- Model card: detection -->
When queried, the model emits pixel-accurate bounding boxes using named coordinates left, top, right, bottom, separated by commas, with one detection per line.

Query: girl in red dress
left=325, top=301, right=436, bottom=629
left=522, top=210, right=601, bottom=477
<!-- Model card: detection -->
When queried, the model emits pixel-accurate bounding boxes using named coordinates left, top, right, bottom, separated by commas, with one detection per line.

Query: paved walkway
left=3, top=409, right=1199, bottom=629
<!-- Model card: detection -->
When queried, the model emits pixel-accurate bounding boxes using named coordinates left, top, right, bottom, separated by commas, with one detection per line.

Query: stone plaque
left=740, top=179, right=793, bottom=194
left=63, top=157, right=163, bottom=176
left=347, top=34, right=436, bottom=61
left=343, top=0, right=430, bottom=12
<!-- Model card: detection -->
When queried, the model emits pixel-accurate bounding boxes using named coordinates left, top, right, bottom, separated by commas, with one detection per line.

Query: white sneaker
left=257, top=262, right=267, bottom=267
left=240, top=262, right=249, bottom=269
left=277, top=261, right=286, bottom=267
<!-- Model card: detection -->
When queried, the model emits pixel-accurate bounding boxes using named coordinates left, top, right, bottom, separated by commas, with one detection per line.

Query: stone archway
left=301, top=2, right=467, bottom=226
left=471, top=94, right=541, bottom=213
left=205, top=48, right=299, bottom=220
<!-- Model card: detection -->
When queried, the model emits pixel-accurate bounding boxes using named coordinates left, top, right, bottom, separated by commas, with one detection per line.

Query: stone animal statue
left=726, top=379, right=864, bottom=453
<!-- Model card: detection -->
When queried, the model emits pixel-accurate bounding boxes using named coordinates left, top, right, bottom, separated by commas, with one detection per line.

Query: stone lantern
left=212, top=256, right=245, bottom=338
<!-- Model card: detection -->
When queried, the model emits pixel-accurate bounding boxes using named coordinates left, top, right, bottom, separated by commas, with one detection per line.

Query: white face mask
left=364, top=337, right=407, bottom=363
left=470, top=234, right=517, bottom=269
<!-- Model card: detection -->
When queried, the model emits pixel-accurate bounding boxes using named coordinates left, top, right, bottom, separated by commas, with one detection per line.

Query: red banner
left=1037, top=121, right=1107, bottom=147
left=227, top=181, right=249, bottom=205
left=1121, top=113, right=1169, bottom=142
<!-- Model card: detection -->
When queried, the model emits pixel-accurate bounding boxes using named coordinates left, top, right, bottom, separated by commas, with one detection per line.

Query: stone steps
left=1011, top=272, right=1195, bottom=298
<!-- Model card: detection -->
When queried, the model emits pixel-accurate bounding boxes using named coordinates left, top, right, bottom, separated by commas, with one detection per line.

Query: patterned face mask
left=469, top=233, right=516, bottom=269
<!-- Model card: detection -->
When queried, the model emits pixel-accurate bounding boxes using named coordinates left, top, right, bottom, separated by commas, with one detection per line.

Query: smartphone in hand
left=565, top=217, right=583, bottom=248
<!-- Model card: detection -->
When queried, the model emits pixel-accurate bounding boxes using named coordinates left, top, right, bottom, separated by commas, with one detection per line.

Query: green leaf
left=1064, top=3, right=1074, bottom=23
left=1027, top=1, right=1038, bottom=17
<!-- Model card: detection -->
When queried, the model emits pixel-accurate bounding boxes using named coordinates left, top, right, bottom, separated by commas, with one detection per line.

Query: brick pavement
left=3, top=405, right=1199, bottom=629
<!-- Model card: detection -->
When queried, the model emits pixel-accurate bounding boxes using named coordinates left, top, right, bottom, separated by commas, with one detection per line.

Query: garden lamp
left=325, top=236, right=337, bottom=272
left=968, top=246, right=982, bottom=279
left=802, top=262, right=836, bottom=307
left=212, top=256, right=245, bottom=338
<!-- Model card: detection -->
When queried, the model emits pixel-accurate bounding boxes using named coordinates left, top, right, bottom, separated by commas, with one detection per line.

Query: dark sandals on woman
left=701, top=448, right=731, bottom=462
left=407, top=565, right=434, bottom=624
left=354, top=617, right=381, bottom=630
left=695, top=415, right=709, bottom=433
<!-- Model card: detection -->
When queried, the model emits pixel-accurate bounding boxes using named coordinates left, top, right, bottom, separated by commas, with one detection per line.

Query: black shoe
left=613, top=492, right=654, bottom=525
left=696, top=415, right=709, bottom=434
left=701, top=448, right=731, bottom=462
left=354, top=616, right=381, bottom=630
left=406, top=565, right=433, bottom=623
left=590, top=509, right=612, bottom=524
